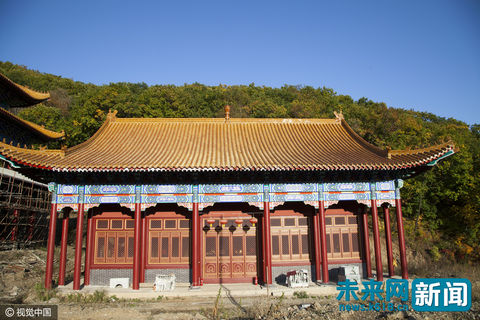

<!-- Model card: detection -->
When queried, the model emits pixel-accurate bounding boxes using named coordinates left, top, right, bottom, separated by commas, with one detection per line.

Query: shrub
left=293, top=291, right=309, bottom=299
left=429, top=245, right=441, bottom=262
left=33, top=283, right=57, bottom=301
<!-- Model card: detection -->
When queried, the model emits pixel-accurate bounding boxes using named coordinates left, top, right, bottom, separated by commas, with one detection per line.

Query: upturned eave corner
left=0, top=107, right=65, bottom=140
left=0, top=72, right=50, bottom=103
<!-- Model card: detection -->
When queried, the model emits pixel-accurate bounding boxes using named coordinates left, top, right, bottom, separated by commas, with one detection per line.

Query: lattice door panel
left=270, top=214, right=312, bottom=262
left=92, top=217, right=135, bottom=266
left=146, top=217, right=190, bottom=266
left=325, top=213, right=361, bottom=261
left=202, top=217, right=257, bottom=281
left=94, top=230, right=134, bottom=265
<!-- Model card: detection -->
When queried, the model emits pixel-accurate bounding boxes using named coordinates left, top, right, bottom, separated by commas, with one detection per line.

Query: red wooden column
left=140, top=215, right=147, bottom=283
left=319, top=200, right=329, bottom=283
left=73, top=203, right=85, bottom=290
left=383, top=205, right=394, bottom=277
left=132, top=202, right=142, bottom=290
left=361, top=208, right=372, bottom=278
left=45, top=202, right=58, bottom=289
left=395, top=198, right=408, bottom=279
left=371, top=200, right=383, bottom=281
left=196, top=205, right=202, bottom=284
left=84, top=211, right=94, bottom=286
left=262, top=203, right=272, bottom=285
left=58, top=210, right=69, bottom=286
left=313, top=211, right=322, bottom=282
left=261, top=214, right=266, bottom=283
left=191, top=202, right=201, bottom=287
left=11, top=209, right=19, bottom=241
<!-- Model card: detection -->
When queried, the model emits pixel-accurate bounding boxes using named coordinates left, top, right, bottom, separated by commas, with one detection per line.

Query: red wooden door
left=202, top=215, right=257, bottom=283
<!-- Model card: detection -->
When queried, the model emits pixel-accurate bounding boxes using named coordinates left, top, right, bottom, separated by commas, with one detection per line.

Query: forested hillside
left=1, top=61, right=479, bottom=263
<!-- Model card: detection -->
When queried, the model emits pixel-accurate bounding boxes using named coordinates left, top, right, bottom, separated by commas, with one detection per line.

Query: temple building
left=0, top=73, right=64, bottom=248
left=0, top=107, right=455, bottom=290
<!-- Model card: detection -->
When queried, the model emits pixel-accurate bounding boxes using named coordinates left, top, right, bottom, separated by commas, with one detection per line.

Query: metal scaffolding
left=0, top=161, right=50, bottom=249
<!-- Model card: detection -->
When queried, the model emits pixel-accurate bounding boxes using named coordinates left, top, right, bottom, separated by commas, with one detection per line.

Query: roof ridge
left=65, top=110, right=117, bottom=154
left=388, top=141, right=456, bottom=156
left=114, top=117, right=340, bottom=124
left=339, top=119, right=389, bottom=158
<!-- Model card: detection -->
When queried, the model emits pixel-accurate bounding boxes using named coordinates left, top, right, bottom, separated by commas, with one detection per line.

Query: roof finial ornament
left=225, top=105, right=231, bottom=122
left=107, top=109, right=118, bottom=122
left=334, top=109, right=344, bottom=122
left=386, top=146, right=392, bottom=159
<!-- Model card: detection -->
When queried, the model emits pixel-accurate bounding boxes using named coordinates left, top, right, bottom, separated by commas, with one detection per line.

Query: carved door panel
left=202, top=216, right=257, bottom=282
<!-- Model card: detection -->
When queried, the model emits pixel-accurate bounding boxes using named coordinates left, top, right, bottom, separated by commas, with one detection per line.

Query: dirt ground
left=53, top=296, right=480, bottom=320
left=0, top=248, right=479, bottom=319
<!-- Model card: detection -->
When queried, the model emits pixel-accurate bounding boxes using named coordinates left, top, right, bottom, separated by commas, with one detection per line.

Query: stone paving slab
left=57, top=280, right=339, bottom=299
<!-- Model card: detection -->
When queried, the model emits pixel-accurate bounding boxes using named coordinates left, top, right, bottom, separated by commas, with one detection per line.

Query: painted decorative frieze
left=85, top=185, right=134, bottom=195
left=56, top=203, right=79, bottom=212
left=141, top=202, right=193, bottom=211
left=375, top=191, right=396, bottom=200
left=142, top=184, right=192, bottom=194
left=56, top=194, right=79, bottom=204
left=48, top=180, right=402, bottom=210
left=304, top=201, right=319, bottom=208
left=248, top=202, right=264, bottom=210
left=200, top=194, right=262, bottom=203
left=270, top=192, right=317, bottom=202
left=270, top=183, right=317, bottom=193
left=84, top=195, right=135, bottom=204
left=324, top=192, right=370, bottom=202
left=142, top=194, right=192, bottom=204
left=199, top=202, right=215, bottom=210
left=200, top=184, right=262, bottom=194
left=324, top=199, right=371, bottom=208
left=375, top=181, right=395, bottom=191
left=57, top=184, right=79, bottom=195
left=324, top=182, right=370, bottom=192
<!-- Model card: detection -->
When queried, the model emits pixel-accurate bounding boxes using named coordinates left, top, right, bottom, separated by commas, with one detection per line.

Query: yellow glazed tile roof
left=0, top=111, right=455, bottom=172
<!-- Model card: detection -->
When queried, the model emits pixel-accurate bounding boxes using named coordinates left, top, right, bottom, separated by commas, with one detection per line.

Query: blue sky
left=1, top=0, right=479, bottom=124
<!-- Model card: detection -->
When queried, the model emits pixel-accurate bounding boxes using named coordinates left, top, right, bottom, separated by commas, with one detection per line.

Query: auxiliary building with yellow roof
left=0, top=72, right=65, bottom=250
